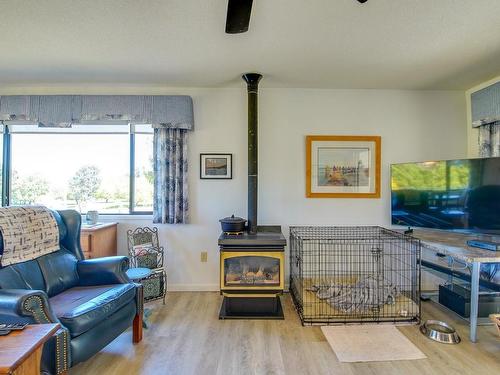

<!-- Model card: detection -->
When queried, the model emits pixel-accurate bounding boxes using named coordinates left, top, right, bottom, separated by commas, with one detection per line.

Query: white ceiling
left=1, top=0, right=500, bottom=90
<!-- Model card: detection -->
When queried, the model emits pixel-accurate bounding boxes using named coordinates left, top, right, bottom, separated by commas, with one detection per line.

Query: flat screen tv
left=391, top=157, right=500, bottom=234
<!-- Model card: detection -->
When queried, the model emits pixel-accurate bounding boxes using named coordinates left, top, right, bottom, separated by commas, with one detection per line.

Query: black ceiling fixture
left=225, top=0, right=368, bottom=34
left=225, top=0, right=253, bottom=34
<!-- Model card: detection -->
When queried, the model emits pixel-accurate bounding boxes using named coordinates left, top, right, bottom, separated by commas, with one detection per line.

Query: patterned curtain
left=153, top=128, right=188, bottom=224
left=478, top=122, right=500, bottom=157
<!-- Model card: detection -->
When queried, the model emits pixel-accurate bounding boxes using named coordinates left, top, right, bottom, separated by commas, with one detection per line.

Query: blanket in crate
left=309, top=275, right=399, bottom=313
left=299, top=277, right=418, bottom=322
left=0, top=206, right=59, bottom=267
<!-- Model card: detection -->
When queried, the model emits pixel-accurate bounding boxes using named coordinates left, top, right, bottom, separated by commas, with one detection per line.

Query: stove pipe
left=242, top=73, right=262, bottom=235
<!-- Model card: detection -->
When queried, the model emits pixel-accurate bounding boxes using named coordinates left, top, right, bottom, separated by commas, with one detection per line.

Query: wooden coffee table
left=0, top=323, right=60, bottom=375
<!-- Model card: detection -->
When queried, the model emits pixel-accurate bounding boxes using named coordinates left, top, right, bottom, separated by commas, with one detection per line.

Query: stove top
left=218, top=225, right=286, bottom=248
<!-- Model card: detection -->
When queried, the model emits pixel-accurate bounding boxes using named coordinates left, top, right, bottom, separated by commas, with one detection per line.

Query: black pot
left=219, top=214, right=247, bottom=233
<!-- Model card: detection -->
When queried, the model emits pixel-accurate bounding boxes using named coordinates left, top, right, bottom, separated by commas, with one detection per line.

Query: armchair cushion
left=77, top=256, right=131, bottom=286
left=49, top=283, right=136, bottom=337
left=0, top=259, right=46, bottom=290
left=37, top=250, right=79, bottom=297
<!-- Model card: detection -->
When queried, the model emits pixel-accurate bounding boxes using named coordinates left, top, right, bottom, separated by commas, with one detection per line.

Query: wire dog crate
left=289, top=226, right=421, bottom=325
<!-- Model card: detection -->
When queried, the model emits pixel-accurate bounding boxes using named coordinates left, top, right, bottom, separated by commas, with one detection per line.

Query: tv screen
left=391, top=157, right=500, bottom=234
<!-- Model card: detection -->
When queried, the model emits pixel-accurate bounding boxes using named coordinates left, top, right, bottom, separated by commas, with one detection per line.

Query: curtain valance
left=471, top=81, right=500, bottom=127
left=0, top=95, right=194, bottom=130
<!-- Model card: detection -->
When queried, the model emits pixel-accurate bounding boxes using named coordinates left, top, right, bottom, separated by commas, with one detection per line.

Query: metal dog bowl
left=420, top=320, right=461, bottom=344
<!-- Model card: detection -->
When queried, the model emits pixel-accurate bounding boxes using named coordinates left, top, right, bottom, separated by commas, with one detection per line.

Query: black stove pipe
left=242, top=73, right=262, bottom=235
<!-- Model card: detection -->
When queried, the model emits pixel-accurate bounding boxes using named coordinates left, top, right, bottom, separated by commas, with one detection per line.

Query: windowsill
left=81, top=214, right=153, bottom=222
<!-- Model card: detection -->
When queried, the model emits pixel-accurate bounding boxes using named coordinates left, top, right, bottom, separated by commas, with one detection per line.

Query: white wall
left=0, top=86, right=467, bottom=290
left=106, top=88, right=467, bottom=290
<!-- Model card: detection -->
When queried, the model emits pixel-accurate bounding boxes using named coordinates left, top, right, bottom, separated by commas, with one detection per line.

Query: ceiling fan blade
left=225, top=0, right=253, bottom=34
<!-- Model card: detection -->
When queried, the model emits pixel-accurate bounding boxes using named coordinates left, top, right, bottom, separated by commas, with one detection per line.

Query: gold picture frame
left=306, top=135, right=381, bottom=198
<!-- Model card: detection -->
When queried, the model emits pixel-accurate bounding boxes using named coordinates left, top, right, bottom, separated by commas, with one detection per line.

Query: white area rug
left=321, top=325, right=427, bottom=363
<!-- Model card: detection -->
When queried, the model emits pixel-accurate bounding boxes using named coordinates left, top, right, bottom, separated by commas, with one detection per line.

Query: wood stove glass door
left=222, top=253, right=283, bottom=289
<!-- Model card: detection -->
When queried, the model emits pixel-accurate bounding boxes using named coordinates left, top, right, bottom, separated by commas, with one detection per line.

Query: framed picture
left=200, top=153, right=232, bottom=179
left=306, top=135, right=381, bottom=198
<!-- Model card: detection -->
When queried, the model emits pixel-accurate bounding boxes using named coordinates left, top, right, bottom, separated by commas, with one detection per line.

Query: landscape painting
left=200, top=154, right=232, bottom=179
left=306, top=136, right=381, bottom=198
left=205, top=158, right=227, bottom=175
left=317, top=147, right=370, bottom=187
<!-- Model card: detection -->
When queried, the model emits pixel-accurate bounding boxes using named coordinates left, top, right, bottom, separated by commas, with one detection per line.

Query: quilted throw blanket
left=310, top=275, right=400, bottom=314
left=0, top=206, right=59, bottom=267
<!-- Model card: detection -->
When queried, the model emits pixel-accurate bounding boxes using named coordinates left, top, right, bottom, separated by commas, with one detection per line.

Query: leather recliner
left=0, top=209, right=143, bottom=374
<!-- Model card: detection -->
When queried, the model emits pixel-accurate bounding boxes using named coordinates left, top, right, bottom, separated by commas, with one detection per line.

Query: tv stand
left=410, top=229, right=500, bottom=343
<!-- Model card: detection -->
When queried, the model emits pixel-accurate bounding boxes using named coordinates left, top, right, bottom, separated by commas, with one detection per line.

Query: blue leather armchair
left=0, top=210, right=143, bottom=375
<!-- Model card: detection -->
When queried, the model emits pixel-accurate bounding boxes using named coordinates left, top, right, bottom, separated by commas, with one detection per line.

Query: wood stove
left=219, top=227, right=286, bottom=319
left=218, top=73, right=286, bottom=319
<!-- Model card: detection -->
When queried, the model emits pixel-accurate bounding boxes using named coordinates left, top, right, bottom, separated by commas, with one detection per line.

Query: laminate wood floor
left=71, top=292, right=500, bottom=375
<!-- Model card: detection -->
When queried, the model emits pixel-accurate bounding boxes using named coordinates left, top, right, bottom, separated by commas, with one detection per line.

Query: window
left=133, top=130, right=154, bottom=213
left=3, top=124, right=153, bottom=215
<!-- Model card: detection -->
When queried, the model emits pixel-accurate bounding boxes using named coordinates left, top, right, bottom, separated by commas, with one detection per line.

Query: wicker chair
left=127, top=227, right=167, bottom=304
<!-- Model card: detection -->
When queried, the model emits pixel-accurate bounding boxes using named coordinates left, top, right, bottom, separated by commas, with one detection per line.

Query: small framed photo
left=200, top=154, right=232, bottom=179
left=306, top=135, right=381, bottom=198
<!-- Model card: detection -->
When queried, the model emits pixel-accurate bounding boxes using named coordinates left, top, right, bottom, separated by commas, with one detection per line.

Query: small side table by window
left=126, top=267, right=154, bottom=328
left=0, top=323, right=61, bottom=375
left=80, top=222, right=118, bottom=259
